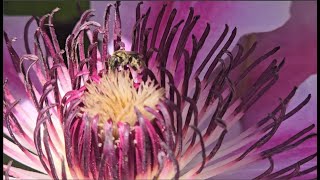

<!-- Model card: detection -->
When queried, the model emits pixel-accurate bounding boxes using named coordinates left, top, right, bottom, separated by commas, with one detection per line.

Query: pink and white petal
left=240, top=1, right=316, bottom=129
left=3, top=165, right=50, bottom=179
left=3, top=138, right=46, bottom=174
left=3, top=127, right=36, bottom=154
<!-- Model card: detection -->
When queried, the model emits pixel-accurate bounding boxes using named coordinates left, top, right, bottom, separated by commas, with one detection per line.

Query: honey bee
left=108, top=50, right=145, bottom=72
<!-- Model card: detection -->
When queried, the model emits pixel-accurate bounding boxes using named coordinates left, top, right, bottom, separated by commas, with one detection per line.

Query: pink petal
left=3, top=138, right=46, bottom=173
left=3, top=164, right=50, bottom=179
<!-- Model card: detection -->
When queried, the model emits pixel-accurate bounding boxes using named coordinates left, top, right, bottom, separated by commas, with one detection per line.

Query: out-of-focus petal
left=241, top=1, right=316, bottom=130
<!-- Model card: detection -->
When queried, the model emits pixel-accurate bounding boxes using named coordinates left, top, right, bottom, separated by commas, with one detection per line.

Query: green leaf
left=4, top=0, right=90, bottom=23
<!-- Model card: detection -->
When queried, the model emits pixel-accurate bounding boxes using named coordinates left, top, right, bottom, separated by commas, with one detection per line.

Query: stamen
left=235, top=46, right=280, bottom=86
left=133, top=2, right=144, bottom=52
left=296, top=165, right=317, bottom=178
left=203, top=27, right=237, bottom=82
left=150, top=4, right=167, bottom=49
left=173, top=8, right=200, bottom=71
left=82, top=71, right=164, bottom=127
left=189, top=125, right=206, bottom=174
left=160, top=141, right=180, bottom=179
left=61, top=157, right=67, bottom=180
left=182, top=97, right=199, bottom=141
left=155, top=8, right=178, bottom=67
left=165, top=99, right=183, bottom=155
left=24, top=17, right=36, bottom=54
left=237, top=99, right=286, bottom=161
left=231, top=41, right=257, bottom=70
left=131, top=12, right=146, bottom=52
left=118, top=122, right=131, bottom=179
left=4, top=160, right=13, bottom=180
left=48, top=8, right=62, bottom=55
left=274, top=164, right=300, bottom=180
left=153, top=151, right=165, bottom=180
left=141, top=28, right=152, bottom=65
left=113, top=1, right=122, bottom=51
left=139, top=7, right=151, bottom=53
left=194, top=24, right=229, bottom=78
left=264, top=153, right=317, bottom=179
left=34, top=29, right=50, bottom=79
left=34, top=104, right=58, bottom=176
left=64, top=109, right=81, bottom=177
left=43, top=126, right=59, bottom=179
left=103, top=5, right=112, bottom=69
left=4, top=31, right=21, bottom=73
left=253, top=157, right=274, bottom=180
left=159, top=19, right=185, bottom=88
left=206, top=129, right=228, bottom=161
left=98, top=121, right=117, bottom=179
left=81, top=114, right=92, bottom=177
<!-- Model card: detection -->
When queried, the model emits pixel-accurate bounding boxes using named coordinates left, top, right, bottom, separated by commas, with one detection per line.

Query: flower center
left=81, top=71, right=164, bottom=127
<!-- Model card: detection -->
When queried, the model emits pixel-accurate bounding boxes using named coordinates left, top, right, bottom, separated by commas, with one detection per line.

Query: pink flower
left=3, top=1, right=316, bottom=179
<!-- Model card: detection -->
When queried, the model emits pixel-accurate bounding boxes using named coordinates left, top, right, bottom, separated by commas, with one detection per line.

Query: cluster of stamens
left=81, top=70, right=164, bottom=133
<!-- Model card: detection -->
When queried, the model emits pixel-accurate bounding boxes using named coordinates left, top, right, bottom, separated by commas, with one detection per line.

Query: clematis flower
left=3, top=1, right=317, bottom=180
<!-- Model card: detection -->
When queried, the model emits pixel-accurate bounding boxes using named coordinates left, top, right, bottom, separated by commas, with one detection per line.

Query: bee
left=108, top=50, right=145, bottom=72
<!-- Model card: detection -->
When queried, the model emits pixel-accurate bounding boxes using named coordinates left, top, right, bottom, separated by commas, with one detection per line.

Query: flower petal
left=3, top=138, right=46, bottom=174
left=3, top=164, right=50, bottom=179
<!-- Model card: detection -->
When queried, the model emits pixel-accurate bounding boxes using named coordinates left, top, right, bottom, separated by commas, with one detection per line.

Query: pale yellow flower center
left=82, top=71, right=164, bottom=127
